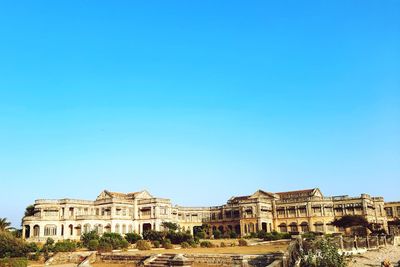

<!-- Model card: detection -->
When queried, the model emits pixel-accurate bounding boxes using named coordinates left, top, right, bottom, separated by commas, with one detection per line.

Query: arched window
left=94, top=224, right=103, bottom=235
left=44, top=225, right=57, bottom=236
left=105, top=224, right=111, bottom=233
left=326, top=223, right=335, bottom=232
left=314, top=222, right=324, bottom=232
left=300, top=222, right=309, bottom=233
left=249, top=223, right=255, bottom=233
left=128, top=225, right=133, bottom=233
left=289, top=222, right=298, bottom=232
left=75, top=225, right=81, bottom=236
left=122, top=224, right=126, bottom=234
left=83, top=224, right=91, bottom=233
left=33, top=225, right=40, bottom=237
left=115, top=224, right=120, bottom=233
left=24, top=225, right=31, bottom=238
left=69, top=224, right=73, bottom=236
left=279, top=223, right=287, bottom=233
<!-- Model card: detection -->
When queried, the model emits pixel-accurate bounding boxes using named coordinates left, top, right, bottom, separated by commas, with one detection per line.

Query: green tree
left=161, top=222, right=179, bottom=232
left=99, top=232, right=128, bottom=250
left=24, top=205, right=35, bottom=217
left=0, top=218, right=12, bottom=231
left=300, top=239, right=346, bottom=267
left=80, top=231, right=99, bottom=248
left=332, top=215, right=369, bottom=235
left=125, top=232, right=142, bottom=244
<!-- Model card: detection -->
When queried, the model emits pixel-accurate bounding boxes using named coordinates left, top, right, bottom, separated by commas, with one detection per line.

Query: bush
left=180, top=242, right=190, bottom=249
left=249, top=232, right=257, bottom=238
left=300, top=239, right=346, bottom=267
left=188, top=239, right=198, bottom=248
left=257, top=230, right=267, bottom=239
left=200, top=241, right=214, bottom=248
left=166, top=231, right=193, bottom=244
left=152, top=241, right=160, bottom=248
left=229, top=231, right=238, bottom=238
left=302, top=232, right=317, bottom=240
left=220, top=242, right=227, bottom=247
left=0, top=257, right=28, bottom=267
left=238, top=239, right=248, bottom=246
left=87, top=240, right=99, bottom=251
left=80, top=231, right=99, bottom=248
left=0, top=231, right=30, bottom=258
left=212, top=230, right=222, bottom=239
left=125, top=232, right=142, bottom=244
left=194, top=230, right=206, bottom=239
left=136, top=240, right=151, bottom=250
left=97, top=242, right=113, bottom=253
left=53, top=240, right=76, bottom=252
left=25, top=243, right=39, bottom=253
left=262, top=231, right=292, bottom=241
left=162, top=239, right=173, bottom=249
left=143, top=230, right=165, bottom=242
left=99, top=232, right=128, bottom=250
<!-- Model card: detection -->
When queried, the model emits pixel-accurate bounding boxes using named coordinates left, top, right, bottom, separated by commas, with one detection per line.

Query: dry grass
left=117, top=240, right=289, bottom=256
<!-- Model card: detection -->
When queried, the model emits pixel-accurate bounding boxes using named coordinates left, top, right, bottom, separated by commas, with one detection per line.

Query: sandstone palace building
left=22, top=188, right=390, bottom=242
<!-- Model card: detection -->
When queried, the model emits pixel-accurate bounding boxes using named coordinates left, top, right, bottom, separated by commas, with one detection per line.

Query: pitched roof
left=276, top=188, right=322, bottom=199
left=105, top=191, right=127, bottom=198
left=228, top=195, right=250, bottom=202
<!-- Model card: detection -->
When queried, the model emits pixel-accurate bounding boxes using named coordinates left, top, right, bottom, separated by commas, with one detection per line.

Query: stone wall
left=45, top=251, right=95, bottom=265
left=184, top=253, right=282, bottom=267
left=98, top=252, right=149, bottom=265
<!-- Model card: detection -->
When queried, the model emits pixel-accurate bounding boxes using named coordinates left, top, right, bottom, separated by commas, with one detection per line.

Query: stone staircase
left=144, top=254, right=176, bottom=267
left=144, top=253, right=193, bottom=267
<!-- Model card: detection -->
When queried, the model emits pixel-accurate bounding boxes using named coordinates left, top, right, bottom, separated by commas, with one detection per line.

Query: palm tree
left=0, top=217, right=12, bottom=231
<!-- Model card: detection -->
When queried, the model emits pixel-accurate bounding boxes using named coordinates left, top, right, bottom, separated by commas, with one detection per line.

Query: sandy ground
left=348, top=245, right=400, bottom=267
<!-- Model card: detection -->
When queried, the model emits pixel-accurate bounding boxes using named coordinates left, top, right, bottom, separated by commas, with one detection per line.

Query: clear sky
left=0, top=1, right=399, bottom=227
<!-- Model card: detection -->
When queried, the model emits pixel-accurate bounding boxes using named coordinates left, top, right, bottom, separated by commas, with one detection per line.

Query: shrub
left=143, top=230, right=164, bottom=242
left=200, top=241, right=214, bottom=248
left=97, top=242, right=113, bottom=253
left=212, top=230, right=222, bottom=239
left=249, top=232, right=257, bottom=238
left=162, top=239, right=173, bottom=249
left=166, top=231, right=193, bottom=244
left=302, top=232, right=317, bottom=240
left=152, top=241, right=160, bottom=248
left=87, top=240, right=99, bottom=251
left=25, top=243, right=39, bottom=253
left=238, top=239, right=248, bottom=246
left=161, top=222, right=179, bottom=232
left=0, top=231, right=30, bottom=258
left=125, top=232, right=142, bottom=244
left=188, top=239, right=198, bottom=248
left=257, top=230, right=267, bottom=239
left=229, top=231, right=238, bottom=238
left=300, top=239, right=346, bottom=267
left=180, top=242, right=190, bottom=249
left=0, top=257, right=28, bottom=267
left=136, top=240, right=151, bottom=250
left=53, top=240, right=76, bottom=252
left=220, top=242, right=227, bottom=247
left=194, top=230, right=206, bottom=239
left=80, top=231, right=99, bottom=248
left=99, top=232, right=128, bottom=250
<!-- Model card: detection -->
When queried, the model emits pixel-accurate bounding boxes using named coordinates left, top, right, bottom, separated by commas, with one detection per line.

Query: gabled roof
left=250, top=190, right=277, bottom=199
left=276, top=188, right=322, bottom=199
left=228, top=195, right=250, bottom=202
left=96, top=190, right=153, bottom=200
left=228, top=189, right=277, bottom=203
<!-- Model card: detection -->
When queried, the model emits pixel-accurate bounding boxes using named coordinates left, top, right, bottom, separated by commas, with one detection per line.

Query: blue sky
left=0, top=1, right=399, bottom=226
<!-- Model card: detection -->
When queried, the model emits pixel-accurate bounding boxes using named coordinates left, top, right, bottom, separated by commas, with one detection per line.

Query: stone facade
left=384, top=201, right=400, bottom=235
left=22, top=188, right=388, bottom=242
